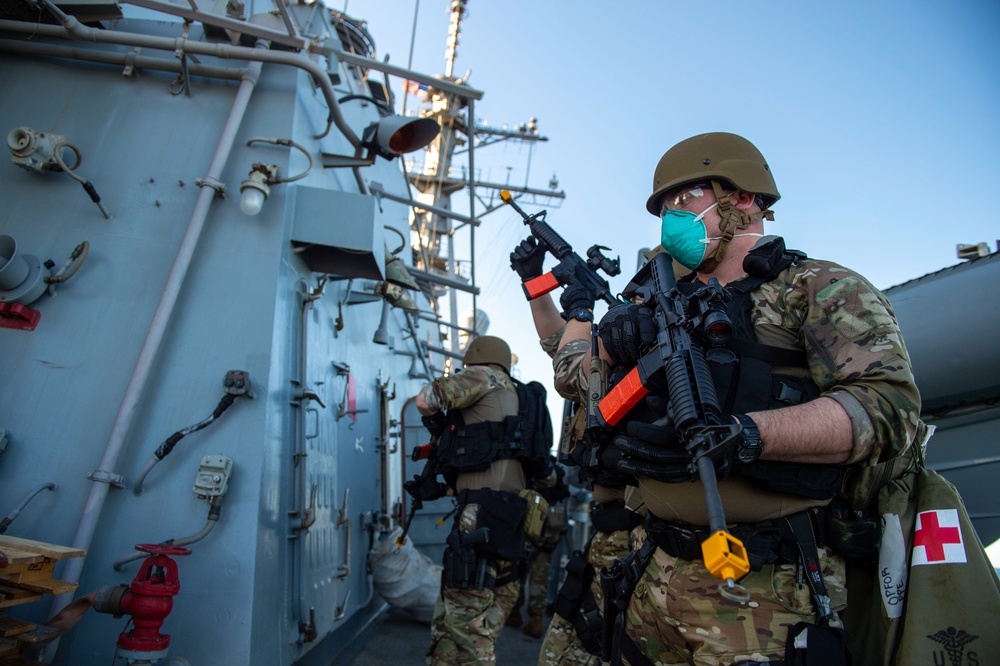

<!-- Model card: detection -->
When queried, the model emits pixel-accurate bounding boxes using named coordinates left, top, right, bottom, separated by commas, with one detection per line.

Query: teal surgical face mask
left=660, top=202, right=764, bottom=271
left=659, top=202, right=719, bottom=270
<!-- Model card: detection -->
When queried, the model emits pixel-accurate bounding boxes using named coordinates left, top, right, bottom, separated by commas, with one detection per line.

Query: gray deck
left=333, top=604, right=552, bottom=666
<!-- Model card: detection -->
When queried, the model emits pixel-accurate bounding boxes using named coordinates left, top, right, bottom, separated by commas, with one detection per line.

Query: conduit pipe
left=403, top=313, right=433, bottom=380
left=112, top=506, right=221, bottom=571
left=2, top=4, right=359, bottom=146
left=0, top=483, right=56, bottom=534
left=467, top=98, right=478, bottom=323
left=121, top=0, right=485, bottom=101
left=48, top=40, right=269, bottom=623
left=0, top=38, right=244, bottom=81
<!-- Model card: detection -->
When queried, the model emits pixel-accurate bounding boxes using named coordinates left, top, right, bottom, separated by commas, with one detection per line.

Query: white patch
left=911, top=508, right=967, bottom=566
left=878, top=512, right=908, bottom=619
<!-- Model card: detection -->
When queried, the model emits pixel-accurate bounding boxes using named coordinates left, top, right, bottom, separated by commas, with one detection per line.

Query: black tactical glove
left=591, top=443, right=637, bottom=487
left=421, top=411, right=447, bottom=438
left=404, top=474, right=449, bottom=502
left=597, top=440, right=629, bottom=473
left=612, top=420, right=692, bottom=483
left=509, top=235, right=546, bottom=281
left=599, top=303, right=657, bottom=366
left=559, top=282, right=598, bottom=320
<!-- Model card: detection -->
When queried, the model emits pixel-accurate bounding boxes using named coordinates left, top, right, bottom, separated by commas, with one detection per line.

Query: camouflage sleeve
left=423, top=366, right=498, bottom=412
left=776, top=259, right=923, bottom=465
left=539, top=323, right=568, bottom=359
left=552, top=338, right=590, bottom=402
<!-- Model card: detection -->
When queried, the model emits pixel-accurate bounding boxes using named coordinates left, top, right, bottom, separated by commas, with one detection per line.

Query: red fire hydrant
left=94, top=544, right=190, bottom=661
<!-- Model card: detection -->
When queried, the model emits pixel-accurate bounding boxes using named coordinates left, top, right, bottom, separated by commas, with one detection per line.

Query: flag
left=911, top=508, right=967, bottom=566
left=402, top=79, right=429, bottom=100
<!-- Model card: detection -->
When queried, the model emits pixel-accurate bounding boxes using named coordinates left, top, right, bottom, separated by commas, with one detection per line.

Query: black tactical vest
left=436, top=409, right=523, bottom=476
left=436, top=379, right=552, bottom=481
left=679, top=238, right=843, bottom=499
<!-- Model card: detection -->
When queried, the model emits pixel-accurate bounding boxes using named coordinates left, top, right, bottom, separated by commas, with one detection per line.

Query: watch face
left=571, top=308, right=592, bottom=322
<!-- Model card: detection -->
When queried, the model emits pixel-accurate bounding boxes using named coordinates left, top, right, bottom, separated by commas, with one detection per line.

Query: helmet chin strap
left=703, top=180, right=775, bottom=269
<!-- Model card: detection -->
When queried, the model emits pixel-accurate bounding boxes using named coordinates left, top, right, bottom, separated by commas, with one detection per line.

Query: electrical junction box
left=193, top=454, right=233, bottom=498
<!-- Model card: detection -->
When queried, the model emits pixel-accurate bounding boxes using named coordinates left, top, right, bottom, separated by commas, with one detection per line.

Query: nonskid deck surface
left=335, top=605, right=552, bottom=666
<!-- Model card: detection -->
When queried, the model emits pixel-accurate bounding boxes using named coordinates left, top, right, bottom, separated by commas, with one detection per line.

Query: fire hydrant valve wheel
left=135, top=544, right=192, bottom=557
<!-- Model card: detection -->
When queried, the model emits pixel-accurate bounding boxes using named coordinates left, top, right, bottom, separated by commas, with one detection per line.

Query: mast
left=407, top=0, right=566, bottom=362
left=444, top=0, right=464, bottom=79
left=409, top=0, right=470, bottom=359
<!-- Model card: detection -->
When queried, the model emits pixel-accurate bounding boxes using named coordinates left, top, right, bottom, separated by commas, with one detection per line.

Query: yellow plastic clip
left=395, top=535, right=407, bottom=547
left=701, top=530, right=750, bottom=582
left=500, top=189, right=512, bottom=203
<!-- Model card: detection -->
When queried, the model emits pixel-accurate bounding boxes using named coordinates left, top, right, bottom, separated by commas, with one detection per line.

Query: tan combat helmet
left=645, top=132, right=780, bottom=216
left=647, top=132, right=780, bottom=271
left=463, top=335, right=512, bottom=373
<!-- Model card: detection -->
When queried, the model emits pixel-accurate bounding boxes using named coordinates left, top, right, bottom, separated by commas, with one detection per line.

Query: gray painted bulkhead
left=884, top=251, right=1000, bottom=547
left=1, top=8, right=441, bottom=664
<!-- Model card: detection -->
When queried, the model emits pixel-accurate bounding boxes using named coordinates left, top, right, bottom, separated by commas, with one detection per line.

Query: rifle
left=595, top=252, right=752, bottom=598
left=500, top=189, right=621, bottom=307
left=397, top=440, right=447, bottom=547
left=584, top=323, right=611, bottom=473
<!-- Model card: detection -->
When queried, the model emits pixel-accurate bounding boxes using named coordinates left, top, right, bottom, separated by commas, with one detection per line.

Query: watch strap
left=733, top=414, right=763, bottom=463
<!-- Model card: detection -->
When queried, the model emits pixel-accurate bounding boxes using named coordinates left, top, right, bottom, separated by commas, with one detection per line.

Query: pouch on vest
left=437, top=419, right=510, bottom=473
left=784, top=621, right=850, bottom=666
left=824, top=497, right=880, bottom=559
left=459, top=489, right=527, bottom=561
left=740, top=459, right=844, bottom=500
left=518, top=489, right=550, bottom=541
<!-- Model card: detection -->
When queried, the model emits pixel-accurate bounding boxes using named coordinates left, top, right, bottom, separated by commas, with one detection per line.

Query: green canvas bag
left=845, top=441, right=1000, bottom=666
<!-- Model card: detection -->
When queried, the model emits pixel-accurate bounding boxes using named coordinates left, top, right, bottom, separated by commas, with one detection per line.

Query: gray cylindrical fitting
left=0, top=235, right=29, bottom=290
left=6, top=126, right=37, bottom=157
left=93, top=584, right=129, bottom=617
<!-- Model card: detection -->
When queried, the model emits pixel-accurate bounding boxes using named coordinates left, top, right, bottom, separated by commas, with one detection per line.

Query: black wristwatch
left=567, top=308, right=594, bottom=323
left=733, top=414, right=763, bottom=463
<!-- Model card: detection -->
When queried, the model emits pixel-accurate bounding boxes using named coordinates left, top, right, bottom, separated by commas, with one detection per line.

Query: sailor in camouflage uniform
left=524, top=458, right=570, bottom=638
left=509, top=243, right=645, bottom=666
left=590, top=132, right=927, bottom=666
left=504, top=455, right=570, bottom=638
left=418, top=335, right=531, bottom=666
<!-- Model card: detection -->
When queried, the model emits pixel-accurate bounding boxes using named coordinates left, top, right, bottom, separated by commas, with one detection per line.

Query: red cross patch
left=912, top=509, right=966, bottom=566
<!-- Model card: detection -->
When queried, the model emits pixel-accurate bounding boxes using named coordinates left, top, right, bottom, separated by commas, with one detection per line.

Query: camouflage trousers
left=618, top=524, right=848, bottom=666
left=526, top=506, right=566, bottom=617
left=495, top=561, right=523, bottom=621
left=526, top=548, right=553, bottom=618
left=426, top=575, right=521, bottom=666
left=427, top=504, right=523, bottom=666
left=538, top=528, right=632, bottom=666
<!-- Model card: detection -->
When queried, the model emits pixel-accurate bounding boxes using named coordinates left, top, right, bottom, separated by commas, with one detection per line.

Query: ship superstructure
left=0, top=1, right=558, bottom=663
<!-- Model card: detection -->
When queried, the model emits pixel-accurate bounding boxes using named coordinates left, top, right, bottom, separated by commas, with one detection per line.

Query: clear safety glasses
left=659, top=184, right=709, bottom=217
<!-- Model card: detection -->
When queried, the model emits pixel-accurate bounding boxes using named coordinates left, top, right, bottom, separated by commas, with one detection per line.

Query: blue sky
left=340, top=1, right=1000, bottom=553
